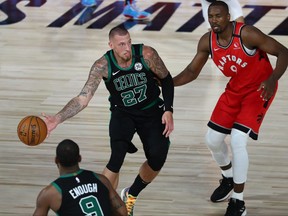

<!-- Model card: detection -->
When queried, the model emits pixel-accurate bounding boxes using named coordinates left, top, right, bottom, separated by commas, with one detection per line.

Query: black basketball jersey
left=104, top=44, right=161, bottom=110
left=52, top=169, right=111, bottom=216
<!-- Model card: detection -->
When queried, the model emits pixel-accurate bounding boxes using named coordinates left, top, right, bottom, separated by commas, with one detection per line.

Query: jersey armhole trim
left=139, top=44, right=150, bottom=71
left=51, top=182, right=62, bottom=194
left=104, top=53, right=112, bottom=82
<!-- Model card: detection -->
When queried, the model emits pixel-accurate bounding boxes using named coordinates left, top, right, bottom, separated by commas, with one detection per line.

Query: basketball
left=17, top=116, right=47, bottom=146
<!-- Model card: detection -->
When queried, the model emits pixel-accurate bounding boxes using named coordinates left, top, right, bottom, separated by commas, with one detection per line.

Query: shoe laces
left=126, top=194, right=137, bottom=215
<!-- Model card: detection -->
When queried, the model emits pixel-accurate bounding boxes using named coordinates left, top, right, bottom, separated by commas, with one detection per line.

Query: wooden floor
left=1, top=0, right=288, bottom=215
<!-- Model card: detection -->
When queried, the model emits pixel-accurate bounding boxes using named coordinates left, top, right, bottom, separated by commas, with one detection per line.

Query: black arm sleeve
left=160, top=73, right=174, bottom=113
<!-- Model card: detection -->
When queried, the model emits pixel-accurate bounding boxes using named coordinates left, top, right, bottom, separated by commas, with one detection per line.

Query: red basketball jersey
left=210, top=22, right=273, bottom=93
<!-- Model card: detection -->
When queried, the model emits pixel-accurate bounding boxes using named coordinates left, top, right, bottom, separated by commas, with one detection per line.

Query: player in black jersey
left=42, top=26, right=174, bottom=215
left=33, top=139, right=127, bottom=216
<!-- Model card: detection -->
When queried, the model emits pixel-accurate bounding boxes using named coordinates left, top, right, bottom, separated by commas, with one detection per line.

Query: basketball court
left=0, top=0, right=287, bottom=215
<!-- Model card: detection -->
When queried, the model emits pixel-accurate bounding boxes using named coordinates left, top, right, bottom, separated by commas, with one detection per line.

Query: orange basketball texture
left=17, top=116, right=47, bottom=146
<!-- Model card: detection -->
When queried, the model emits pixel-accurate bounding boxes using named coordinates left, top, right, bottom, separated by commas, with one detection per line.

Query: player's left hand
left=257, top=78, right=277, bottom=101
left=162, top=111, right=174, bottom=137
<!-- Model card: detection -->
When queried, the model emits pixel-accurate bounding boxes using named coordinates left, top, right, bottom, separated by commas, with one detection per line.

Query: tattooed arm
left=43, top=56, right=108, bottom=133
left=143, top=45, right=174, bottom=137
left=142, top=45, right=170, bottom=79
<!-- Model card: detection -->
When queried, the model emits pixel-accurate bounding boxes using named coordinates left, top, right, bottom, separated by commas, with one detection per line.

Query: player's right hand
left=162, top=111, right=174, bottom=137
left=41, top=112, right=59, bottom=136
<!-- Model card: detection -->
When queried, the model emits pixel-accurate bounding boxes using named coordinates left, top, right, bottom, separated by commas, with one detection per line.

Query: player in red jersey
left=173, top=1, right=288, bottom=216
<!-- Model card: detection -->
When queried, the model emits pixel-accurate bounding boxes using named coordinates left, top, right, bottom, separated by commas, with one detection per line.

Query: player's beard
left=121, top=51, right=132, bottom=62
left=211, top=25, right=221, bottom=33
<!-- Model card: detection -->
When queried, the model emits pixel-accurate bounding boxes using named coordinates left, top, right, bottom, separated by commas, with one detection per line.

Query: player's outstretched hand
left=41, top=112, right=60, bottom=136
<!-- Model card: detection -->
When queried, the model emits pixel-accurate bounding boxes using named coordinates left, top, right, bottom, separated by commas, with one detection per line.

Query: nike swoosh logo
left=112, top=70, right=120, bottom=76
left=159, top=104, right=164, bottom=108
left=214, top=48, right=220, bottom=51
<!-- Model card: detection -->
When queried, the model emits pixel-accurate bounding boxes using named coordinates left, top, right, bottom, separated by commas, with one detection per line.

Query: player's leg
left=102, top=167, right=119, bottom=189
left=226, top=0, right=245, bottom=23
left=224, top=128, right=248, bottom=216
left=135, top=104, right=170, bottom=193
left=205, top=128, right=234, bottom=202
left=200, top=0, right=211, bottom=29
left=225, top=85, right=278, bottom=215
left=205, top=128, right=230, bottom=168
left=206, top=91, right=241, bottom=202
left=121, top=160, right=161, bottom=215
left=104, top=109, right=136, bottom=189
left=121, top=103, right=169, bottom=215
left=138, top=160, right=160, bottom=182
left=121, top=149, right=168, bottom=216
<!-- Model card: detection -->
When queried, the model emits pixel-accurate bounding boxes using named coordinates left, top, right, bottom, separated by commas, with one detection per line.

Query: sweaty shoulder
left=240, top=25, right=264, bottom=50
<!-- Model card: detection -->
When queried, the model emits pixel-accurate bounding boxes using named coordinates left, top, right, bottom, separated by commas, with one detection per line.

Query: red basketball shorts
left=208, top=84, right=277, bottom=140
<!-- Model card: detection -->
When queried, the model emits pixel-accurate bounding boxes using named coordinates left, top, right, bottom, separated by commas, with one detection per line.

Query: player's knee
left=106, top=141, right=127, bottom=172
left=106, top=156, right=124, bottom=173
left=230, top=129, right=248, bottom=153
left=146, top=139, right=170, bottom=171
left=205, top=128, right=226, bottom=152
left=147, top=149, right=167, bottom=171
left=147, top=154, right=167, bottom=171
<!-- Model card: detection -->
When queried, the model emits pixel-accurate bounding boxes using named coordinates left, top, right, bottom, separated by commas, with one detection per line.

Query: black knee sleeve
left=147, top=147, right=169, bottom=171
left=106, top=141, right=128, bottom=173
left=147, top=155, right=167, bottom=171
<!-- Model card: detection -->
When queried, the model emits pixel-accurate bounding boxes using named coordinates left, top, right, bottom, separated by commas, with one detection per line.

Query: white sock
left=221, top=167, right=233, bottom=178
left=231, top=191, right=244, bottom=201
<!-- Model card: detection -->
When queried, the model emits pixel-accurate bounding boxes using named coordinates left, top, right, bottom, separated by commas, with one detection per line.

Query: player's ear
left=227, top=13, right=231, bottom=21
left=55, top=157, right=60, bottom=167
left=78, top=155, right=82, bottom=163
left=108, top=41, right=113, bottom=49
